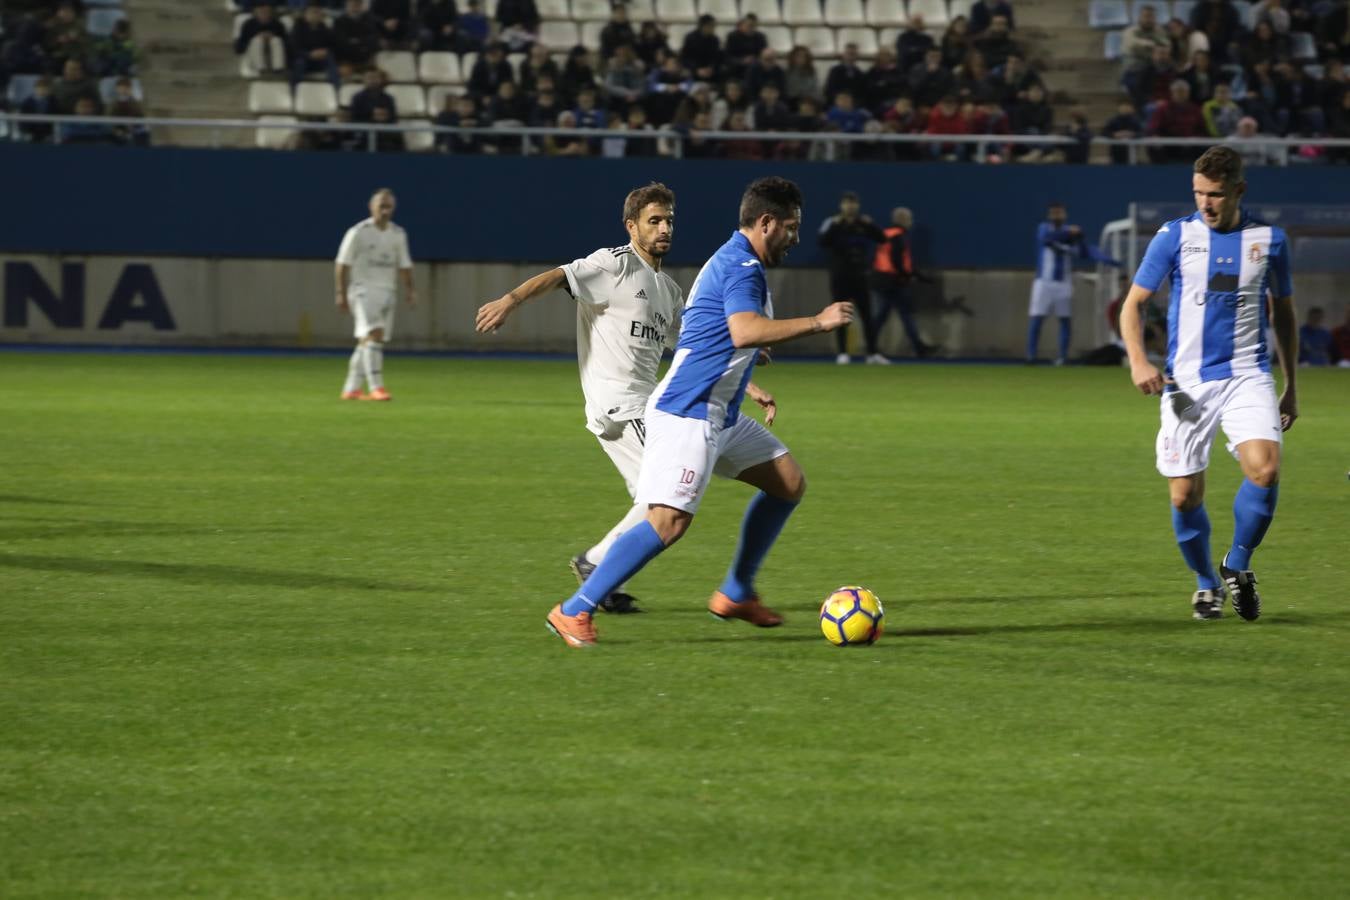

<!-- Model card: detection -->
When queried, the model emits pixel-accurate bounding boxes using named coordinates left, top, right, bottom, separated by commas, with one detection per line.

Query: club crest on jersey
left=1249, top=243, right=1263, bottom=263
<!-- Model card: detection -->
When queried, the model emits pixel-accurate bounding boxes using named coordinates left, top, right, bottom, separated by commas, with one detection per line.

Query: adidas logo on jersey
left=634, top=289, right=648, bottom=299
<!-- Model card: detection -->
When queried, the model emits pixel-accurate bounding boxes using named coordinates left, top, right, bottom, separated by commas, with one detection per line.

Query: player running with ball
left=544, top=176, right=854, bottom=647
left=1119, top=146, right=1298, bottom=621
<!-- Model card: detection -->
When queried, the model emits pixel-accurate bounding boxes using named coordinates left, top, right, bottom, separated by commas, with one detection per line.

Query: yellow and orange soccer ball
left=819, top=586, right=885, bottom=647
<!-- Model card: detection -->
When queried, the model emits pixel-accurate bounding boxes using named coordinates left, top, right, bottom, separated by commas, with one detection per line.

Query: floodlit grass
left=2, top=352, right=1347, bottom=898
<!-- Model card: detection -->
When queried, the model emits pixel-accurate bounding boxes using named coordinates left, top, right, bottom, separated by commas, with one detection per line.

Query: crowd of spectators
left=232, top=0, right=1076, bottom=160
left=1111, top=0, right=1350, bottom=165
left=1, top=0, right=147, bottom=144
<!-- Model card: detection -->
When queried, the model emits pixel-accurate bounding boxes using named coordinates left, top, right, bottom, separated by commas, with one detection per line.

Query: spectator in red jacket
left=1147, top=78, right=1205, bottom=161
left=926, top=93, right=969, bottom=160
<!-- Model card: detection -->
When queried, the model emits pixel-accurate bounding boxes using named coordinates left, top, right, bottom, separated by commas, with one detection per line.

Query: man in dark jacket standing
left=818, top=191, right=887, bottom=364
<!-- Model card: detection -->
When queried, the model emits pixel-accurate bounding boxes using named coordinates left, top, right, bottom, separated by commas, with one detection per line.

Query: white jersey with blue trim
left=1034, top=222, right=1078, bottom=283
left=1133, top=210, right=1292, bottom=387
left=652, top=231, right=770, bottom=427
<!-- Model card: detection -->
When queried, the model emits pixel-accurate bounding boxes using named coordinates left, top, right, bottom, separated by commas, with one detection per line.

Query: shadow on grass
left=0, top=553, right=436, bottom=594
left=0, top=522, right=300, bottom=542
left=657, top=595, right=1084, bottom=616
left=0, top=494, right=91, bottom=506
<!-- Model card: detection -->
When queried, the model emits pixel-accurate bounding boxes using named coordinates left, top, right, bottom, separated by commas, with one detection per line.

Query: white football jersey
left=335, top=218, right=412, bottom=294
left=561, top=244, right=683, bottom=432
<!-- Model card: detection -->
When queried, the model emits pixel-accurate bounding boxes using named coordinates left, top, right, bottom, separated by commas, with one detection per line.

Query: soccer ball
left=819, top=586, right=884, bottom=647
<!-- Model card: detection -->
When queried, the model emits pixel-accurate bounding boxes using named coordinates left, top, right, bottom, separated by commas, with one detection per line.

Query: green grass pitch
left=2, top=352, right=1347, bottom=898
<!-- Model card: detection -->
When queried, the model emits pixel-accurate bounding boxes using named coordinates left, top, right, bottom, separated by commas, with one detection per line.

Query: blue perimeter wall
left=6, top=143, right=1347, bottom=269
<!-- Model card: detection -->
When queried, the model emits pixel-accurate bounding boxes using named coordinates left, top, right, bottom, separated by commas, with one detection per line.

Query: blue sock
left=1026, top=317, right=1044, bottom=360
left=718, top=492, right=800, bottom=603
left=1228, top=480, right=1279, bottom=570
left=560, top=520, right=666, bottom=616
left=1057, top=317, right=1071, bottom=360
left=1172, top=504, right=1220, bottom=590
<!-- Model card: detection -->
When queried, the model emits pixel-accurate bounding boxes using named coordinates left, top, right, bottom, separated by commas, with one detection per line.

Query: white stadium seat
left=581, top=20, right=606, bottom=49
left=783, top=0, right=824, bottom=26
left=906, top=0, right=948, bottom=28
left=403, top=119, right=436, bottom=152
left=461, top=52, right=480, bottom=80
left=877, top=26, right=901, bottom=48
left=375, top=50, right=417, bottom=82
left=741, top=0, right=784, bottom=25
left=295, top=82, right=337, bottom=116
left=572, top=0, right=613, bottom=20
left=427, top=84, right=466, bottom=113
left=865, top=0, right=907, bottom=28
left=254, top=115, right=297, bottom=149
left=537, top=0, right=570, bottom=20
left=338, top=84, right=361, bottom=107
left=1103, top=29, right=1123, bottom=60
left=418, top=51, right=461, bottom=84
left=761, top=24, right=793, bottom=53
left=507, top=52, right=527, bottom=79
left=824, top=0, right=866, bottom=26
left=626, top=0, right=657, bottom=20
left=836, top=26, right=879, bottom=55
left=247, top=81, right=293, bottom=114
left=698, top=0, right=740, bottom=25
left=656, top=0, right=699, bottom=24
left=793, top=25, right=836, bottom=55
left=665, top=22, right=697, bottom=50
left=1088, top=0, right=1131, bottom=28
left=538, top=21, right=581, bottom=49
left=387, top=83, right=427, bottom=117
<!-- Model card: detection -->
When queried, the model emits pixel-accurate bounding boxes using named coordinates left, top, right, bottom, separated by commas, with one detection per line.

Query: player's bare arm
left=1269, top=294, right=1299, bottom=431
left=1120, top=283, right=1165, bottom=395
left=727, top=302, right=854, bottom=349
left=400, top=266, right=417, bottom=307
left=475, top=267, right=567, bottom=333
left=335, top=263, right=351, bottom=313
left=745, top=381, right=777, bottom=427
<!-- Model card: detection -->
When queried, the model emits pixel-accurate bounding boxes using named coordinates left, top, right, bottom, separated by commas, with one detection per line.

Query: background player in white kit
left=474, top=184, right=778, bottom=614
left=336, top=188, right=416, bottom=401
left=1119, top=146, right=1298, bottom=622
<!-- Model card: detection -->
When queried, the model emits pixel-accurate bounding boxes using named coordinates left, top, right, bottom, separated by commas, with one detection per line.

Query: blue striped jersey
left=1133, top=210, right=1293, bottom=386
left=1034, top=222, right=1078, bottom=282
left=652, top=232, right=770, bottom=427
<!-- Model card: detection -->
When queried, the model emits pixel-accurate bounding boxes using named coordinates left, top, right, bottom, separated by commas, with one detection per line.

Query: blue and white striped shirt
left=1034, top=222, right=1078, bottom=282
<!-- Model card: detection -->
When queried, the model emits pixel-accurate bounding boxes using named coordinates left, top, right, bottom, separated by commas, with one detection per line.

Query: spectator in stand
left=496, top=0, right=540, bottom=34
left=910, top=46, right=955, bottom=108
left=1322, top=58, right=1347, bottom=113
left=1127, top=43, right=1180, bottom=109
left=926, top=93, right=968, bottom=160
left=712, top=79, right=749, bottom=127
left=784, top=46, right=821, bottom=107
left=1241, top=19, right=1289, bottom=69
left=599, top=4, right=636, bottom=60
left=882, top=94, right=921, bottom=159
left=490, top=78, right=531, bottom=121
left=969, top=0, right=1014, bottom=36
left=602, top=43, right=645, bottom=113
left=1298, top=307, right=1334, bottom=365
left=671, top=82, right=713, bottom=127
left=644, top=52, right=691, bottom=126
left=1122, top=5, right=1169, bottom=74
left=753, top=83, right=792, bottom=131
left=95, top=19, right=140, bottom=77
left=520, top=44, right=558, bottom=95
left=1166, top=16, right=1210, bottom=68
left=722, top=109, right=764, bottom=159
left=1063, top=111, right=1092, bottom=164
left=1184, top=49, right=1216, bottom=103
left=334, top=0, right=379, bottom=72
left=560, top=46, right=598, bottom=103
left=1189, top=0, right=1243, bottom=64
left=529, top=75, right=563, bottom=125
left=291, top=3, right=340, bottom=89
left=468, top=42, right=515, bottom=100
left=973, top=14, right=1017, bottom=69
left=635, top=23, right=670, bottom=67
left=370, top=0, right=412, bottom=48
left=53, top=57, right=101, bottom=113
left=60, top=95, right=117, bottom=144
left=819, top=192, right=887, bottom=364
left=458, top=0, right=490, bottom=44
left=725, top=14, right=767, bottom=79
left=417, top=0, right=456, bottom=51
left=826, top=44, right=868, bottom=109
left=1147, top=79, right=1205, bottom=161
left=1329, top=88, right=1350, bottom=162
left=546, top=109, right=588, bottom=155
left=622, top=105, right=659, bottom=157
left=988, top=53, right=1041, bottom=107
left=680, top=14, right=722, bottom=82
left=680, top=110, right=723, bottom=158
left=1102, top=99, right=1144, bottom=164
left=896, top=14, right=934, bottom=73
left=574, top=84, right=605, bottom=129
left=18, top=76, right=55, bottom=143
left=1227, top=115, right=1281, bottom=165
left=108, top=76, right=148, bottom=145
left=954, top=49, right=991, bottom=101
left=436, top=94, right=485, bottom=153
left=1010, top=81, right=1053, bottom=160
left=43, top=2, right=90, bottom=72
left=772, top=95, right=826, bottom=160
left=1242, top=58, right=1287, bottom=132
left=1277, top=60, right=1326, bottom=133
left=747, top=47, right=787, bottom=100
left=305, top=107, right=361, bottom=152
left=1251, top=0, right=1291, bottom=34
left=350, top=67, right=396, bottom=122
left=235, top=1, right=288, bottom=73
left=369, top=104, right=404, bottom=151
left=862, top=48, right=905, bottom=115
left=1331, top=307, right=1350, bottom=365
left=940, top=16, right=972, bottom=70
left=1203, top=80, right=1243, bottom=135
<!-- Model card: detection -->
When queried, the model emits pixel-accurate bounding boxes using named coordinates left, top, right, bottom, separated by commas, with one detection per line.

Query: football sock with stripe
left=560, top=520, right=665, bottom=616
left=343, top=346, right=363, bottom=393
left=1026, top=316, right=1044, bottom=360
left=1227, top=480, right=1278, bottom=571
left=362, top=341, right=384, bottom=389
left=1172, top=503, right=1220, bottom=591
left=1057, top=317, right=1071, bottom=360
left=718, top=492, right=800, bottom=603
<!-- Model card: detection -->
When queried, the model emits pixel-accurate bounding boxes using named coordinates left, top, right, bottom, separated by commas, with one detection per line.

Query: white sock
left=586, top=502, right=648, bottom=593
left=343, top=346, right=364, bottom=393
left=363, top=340, right=384, bottom=389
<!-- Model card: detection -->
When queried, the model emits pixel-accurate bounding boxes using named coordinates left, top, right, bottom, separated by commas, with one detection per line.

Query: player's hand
left=1278, top=388, right=1298, bottom=432
left=1130, top=360, right=1165, bottom=395
left=748, top=388, right=777, bottom=426
left=475, top=294, right=518, bottom=333
left=757, top=348, right=772, bottom=366
left=815, top=301, right=855, bottom=332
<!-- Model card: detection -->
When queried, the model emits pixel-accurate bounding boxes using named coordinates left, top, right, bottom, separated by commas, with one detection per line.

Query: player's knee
left=1169, top=484, right=1202, bottom=511
left=1248, top=461, right=1280, bottom=488
left=781, top=469, right=807, bottom=502
left=647, top=507, right=692, bottom=545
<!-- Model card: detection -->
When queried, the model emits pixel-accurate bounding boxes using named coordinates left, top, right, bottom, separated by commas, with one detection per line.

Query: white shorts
left=352, top=290, right=395, bottom=340
left=592, top=415, right=646, bottom=499
left=1156, top=372, right=1282, bottom=478
left=1029, top=279, right=1072, bottom=318
left=635, top=407, right=789, bottom=514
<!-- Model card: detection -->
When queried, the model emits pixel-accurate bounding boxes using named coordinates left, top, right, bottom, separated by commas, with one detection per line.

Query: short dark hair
left=840, top=190, right=859, bottom=203
left=1194, top=144, right=1245, bottom=187
left=738, top=177, right=803, bottom=227
left=623, top=182, right=675, bottom=224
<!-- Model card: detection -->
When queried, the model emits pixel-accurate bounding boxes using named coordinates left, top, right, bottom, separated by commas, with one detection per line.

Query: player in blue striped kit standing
left=1118, top=146, right=1299, bottom=621
left=1026, top=201, right=1084, bottom=365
